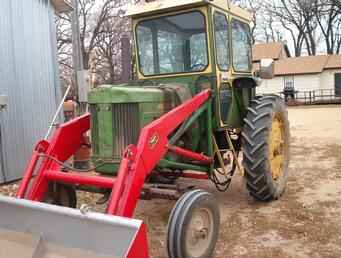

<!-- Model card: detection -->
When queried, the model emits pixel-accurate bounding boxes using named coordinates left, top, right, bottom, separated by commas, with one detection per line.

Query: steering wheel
left=190, top=63, right=206, bottom=71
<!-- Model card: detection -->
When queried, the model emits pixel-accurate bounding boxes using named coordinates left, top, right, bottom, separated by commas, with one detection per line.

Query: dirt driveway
left=1, top=105, right=341, bottom=258
left=136, top=105, right=341, bottom=258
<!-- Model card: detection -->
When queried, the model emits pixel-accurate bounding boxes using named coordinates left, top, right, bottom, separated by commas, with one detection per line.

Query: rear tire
left=44, top=183, right=77, bottom=208
left=167, top=190, right=220, bottom=258
left=242, top=95, right=290, bottom=201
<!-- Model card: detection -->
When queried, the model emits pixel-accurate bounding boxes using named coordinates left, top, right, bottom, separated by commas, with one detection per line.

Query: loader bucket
left=0, top=196, right=149, bottom=258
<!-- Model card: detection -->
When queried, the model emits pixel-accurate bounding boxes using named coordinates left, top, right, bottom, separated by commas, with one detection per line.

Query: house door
left=335, top=73, right=341, bottom=97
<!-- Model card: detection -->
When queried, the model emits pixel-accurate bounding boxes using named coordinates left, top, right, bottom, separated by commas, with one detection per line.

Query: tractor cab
left=129, top=0, right=256, bottom=128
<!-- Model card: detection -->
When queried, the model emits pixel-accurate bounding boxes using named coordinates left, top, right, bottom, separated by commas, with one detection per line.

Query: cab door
left=212, top=8, right=255, bottom=129
left=212, top=9, right=234, bottom=128
left=230, top=16, right=254, bottom=124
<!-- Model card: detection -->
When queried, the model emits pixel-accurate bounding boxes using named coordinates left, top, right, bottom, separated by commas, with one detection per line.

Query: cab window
left=136, top=11, right=208, bottom=76
left=213, top=12, right=230, bottom=71
left=231, top=19, right=252, bottom=72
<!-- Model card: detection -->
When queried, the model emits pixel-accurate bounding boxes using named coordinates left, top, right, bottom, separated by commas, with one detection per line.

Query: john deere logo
left=149, top=133, right=159, bottom=149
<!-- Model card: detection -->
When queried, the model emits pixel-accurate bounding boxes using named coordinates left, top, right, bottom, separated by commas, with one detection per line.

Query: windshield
left=136, top=11, right=208, bottom=76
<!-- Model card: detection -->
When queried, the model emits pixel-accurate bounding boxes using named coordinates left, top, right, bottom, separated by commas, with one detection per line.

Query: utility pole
left=71, top=0, right=89, bottom=170
left=71, top=0, right=84, bottom=101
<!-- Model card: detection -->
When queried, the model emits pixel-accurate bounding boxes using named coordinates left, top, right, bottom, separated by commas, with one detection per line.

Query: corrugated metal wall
left=0, top=0, right=60, bottom=183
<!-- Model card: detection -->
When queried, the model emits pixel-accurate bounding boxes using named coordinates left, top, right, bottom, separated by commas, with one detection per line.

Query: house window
left=284, top=76, right=294, bottom=90
left=283, top=76, right=295, bottom=102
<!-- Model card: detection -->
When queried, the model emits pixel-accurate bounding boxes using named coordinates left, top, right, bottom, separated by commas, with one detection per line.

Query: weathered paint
left=88, top=85, right=166, bottom=104
left=127, top=0, right=252, bottom=22
left=0, top=0, right=61, bottom=183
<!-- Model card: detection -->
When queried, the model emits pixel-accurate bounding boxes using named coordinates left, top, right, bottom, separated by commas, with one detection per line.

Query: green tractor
left=87, top=0, right=290, bottom=256
left=0, top=1, right=290, bottom=258
left=89, top=0, right=290, bottom=201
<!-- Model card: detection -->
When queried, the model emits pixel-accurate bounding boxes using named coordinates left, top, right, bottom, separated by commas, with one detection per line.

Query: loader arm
left=107, top=89, right=212, bottom=217
left=17, top=113, right=91, bottom=200
left=17, top=89, right=211, bottom=216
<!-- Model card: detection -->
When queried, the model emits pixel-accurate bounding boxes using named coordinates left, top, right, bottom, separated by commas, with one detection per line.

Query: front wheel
left=242, top=95, right=290, bottom=201
left=167, top=189, right=220, bottom=258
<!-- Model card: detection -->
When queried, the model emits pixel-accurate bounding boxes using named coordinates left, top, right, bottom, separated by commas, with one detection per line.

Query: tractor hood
left=88, top=84, right=174, bottom=104
left=88, top=83, right=192, bottom=175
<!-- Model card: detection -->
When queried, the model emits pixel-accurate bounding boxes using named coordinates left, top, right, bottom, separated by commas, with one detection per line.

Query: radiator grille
left=112, top=103, right=139, bottom=160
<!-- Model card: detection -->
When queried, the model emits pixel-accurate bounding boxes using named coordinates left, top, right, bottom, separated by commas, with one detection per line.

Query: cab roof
left=126, top=0, right=252, bottom=22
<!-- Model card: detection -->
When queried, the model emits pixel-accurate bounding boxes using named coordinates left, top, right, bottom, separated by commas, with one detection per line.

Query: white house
left=256, top=55, right=341, bottom=96
left=252, top=42, right=341, bottom=99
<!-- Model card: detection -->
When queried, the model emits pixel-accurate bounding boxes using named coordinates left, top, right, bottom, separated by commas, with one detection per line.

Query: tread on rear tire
left=242, top=95, right=290, bottom=201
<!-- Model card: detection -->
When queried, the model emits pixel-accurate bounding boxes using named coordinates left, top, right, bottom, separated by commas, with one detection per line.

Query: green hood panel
left=88, top=84, right=166, bottom=104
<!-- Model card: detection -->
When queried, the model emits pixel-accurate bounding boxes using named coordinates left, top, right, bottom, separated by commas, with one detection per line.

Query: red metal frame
left=161, top=171, right=209, bottom=180
left=44, top=170, right=115, bottom=189
left=16, top=89, right=212, bottom=258
left=17, top=113, right=91, bottom=201
left=127, top=223, right=150, bottom=258
left=167, top=144, right=212, bottom=165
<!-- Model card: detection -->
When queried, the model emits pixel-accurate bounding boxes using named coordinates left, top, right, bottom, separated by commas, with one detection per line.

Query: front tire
left=242, top=95, right=290, bottom=201
left=167, top=190, right=220, bottom=258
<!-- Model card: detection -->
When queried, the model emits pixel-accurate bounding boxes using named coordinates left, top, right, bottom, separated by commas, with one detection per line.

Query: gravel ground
left=1, top=104, right=341, bottom=258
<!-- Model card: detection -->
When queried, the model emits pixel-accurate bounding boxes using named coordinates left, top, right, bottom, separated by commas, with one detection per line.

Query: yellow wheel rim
left=269, top=114, right=285, bottom=181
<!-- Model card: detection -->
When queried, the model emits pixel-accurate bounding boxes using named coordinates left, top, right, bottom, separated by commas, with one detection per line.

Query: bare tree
left=55, top=13, right=73, bottom=93
left=315, top=0, right=341, bottom=54
left=258, top=10, right=283, bottom=43
left=265, top=0, right=319, bottom=56
left=56, top=0, right=135, bottom=90
left=231, top=0, right=264, bottom=43
left=92, top=16, right=131, bottom=83
left=78, top=0, right=120, bottom=69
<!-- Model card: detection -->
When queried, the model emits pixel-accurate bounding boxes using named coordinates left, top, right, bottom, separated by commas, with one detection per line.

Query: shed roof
left=274, top=55, right=341, bottom=76
left=252, top=42, right=290, bottom=62
left=275, top=55, right=328, bottom=76
left=325, top=55, right=341, bottom=69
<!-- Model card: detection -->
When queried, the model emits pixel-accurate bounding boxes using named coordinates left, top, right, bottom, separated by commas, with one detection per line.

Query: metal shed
left=0, top=0, right=70, bottom=183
